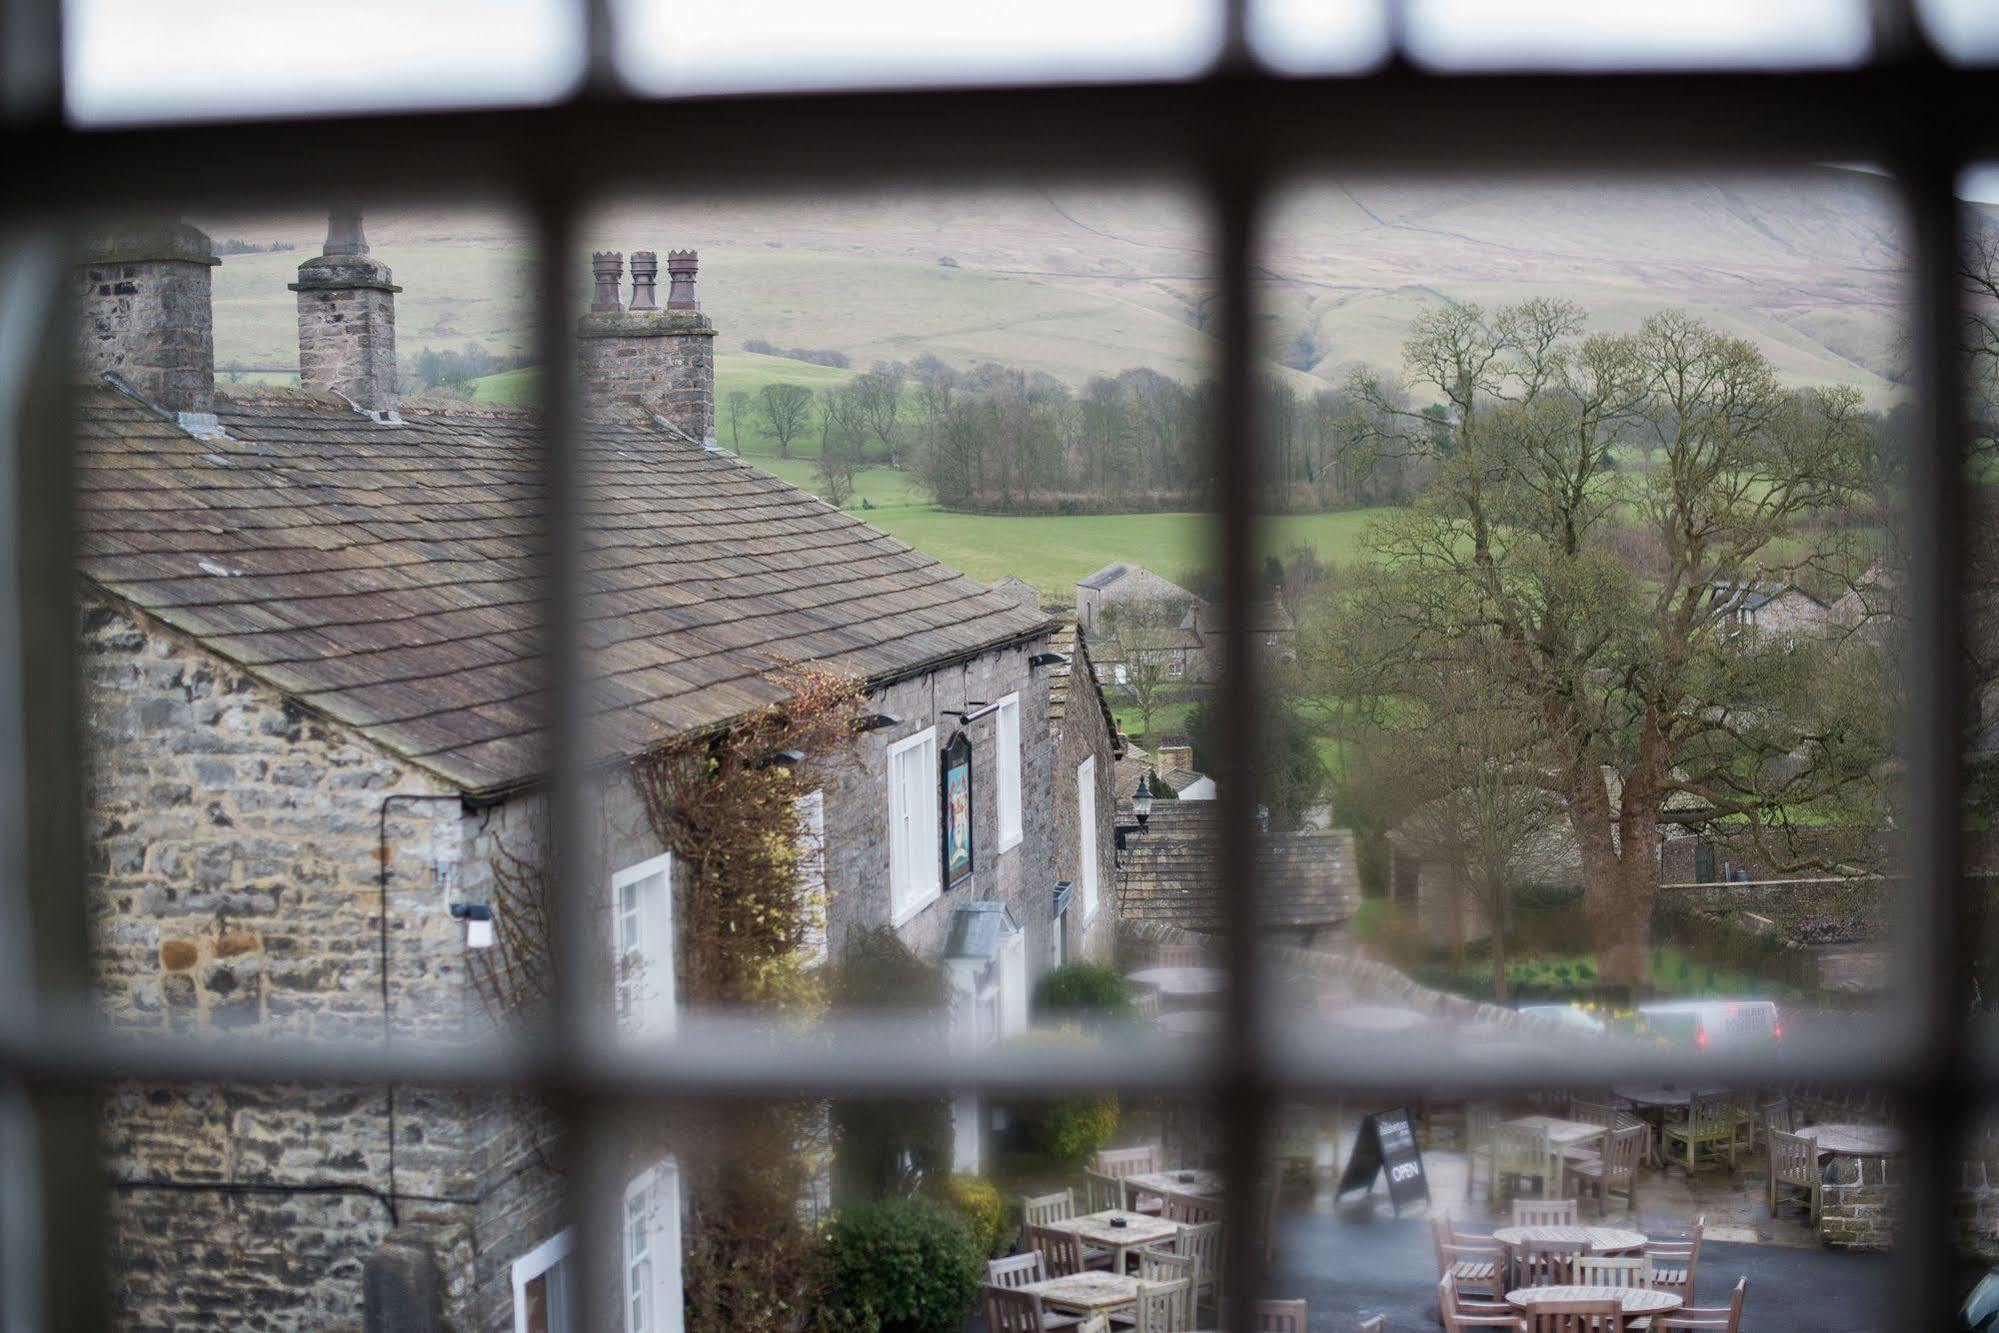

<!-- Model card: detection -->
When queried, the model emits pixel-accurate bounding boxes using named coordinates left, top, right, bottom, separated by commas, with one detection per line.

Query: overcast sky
left=60, top=0, right=1999, bottom=204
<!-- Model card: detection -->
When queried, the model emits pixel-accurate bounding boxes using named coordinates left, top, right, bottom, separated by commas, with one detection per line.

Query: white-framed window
left=622, top=1159, right=684, bottom=1333
left=887, top=727, right=941, bottom=924
left=1077, top=756, right=1099, bottom=921
left=1168, top=654, right=1184, bottom=678
left=512, top=1228, right=577, bottom=1333
left=794, top=789, right=828, bottom=966
left=612, top=852, right=676, bottom=1038
left=994, top=693, right=1022, bottom=851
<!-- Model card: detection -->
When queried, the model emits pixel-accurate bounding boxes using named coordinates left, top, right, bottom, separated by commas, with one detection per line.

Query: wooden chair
left=1432, top=1214, right=1504, bottom=1299
left=1262, top=1168, right=1285, bottom=1268
left=1083, top=1169, right=1124, bottom=1214
left=1642, top=1217, right=1704, bottom=1306
left=1161, top=1190, right=1220, bottom=1225
left=1492, top=1124, right=1556, bottom=1202
left=1133, top=1277, right=1195, bottom=1332
left=1522, top=1297, right=1626, bottom=1332
left=1572, top=1122, right=1647, bottom=1216
left=1253, top=1299, right=1308, bottom=1332
left=1158, top=942, right=1207, bottom=968
left=1466, top=1101, right=1502, bottom=1200
left=1512, top=1198, right=1579, bottom=1227
left=1358, top=1319, right=1386, bottom=1333
left=1761, top=1096, right=1796, bottom=1145
left=1726, top=1090, right=1757, bottom=1155
left=1662, top=1093, right=1736, bottom=1173
left=1572, top=1255, right=1652, bottom=1288
left=1768, top=1127, right=1821, bottom=1225
left=1176, top=1219, right=1224, bottom=1318
left=1134, top=988, right=1161, bottom=1021
left=1029, top=1224, right=1090, bottom=1278
left=1091, top=1144, right=1166, bottom=1213
left=988, top=1253, right=1084, bottom=1330
left=1024, top=1189, right=1077, bottom=1228
left=1076, top=1320, right=1110, bottom=1333
left=1510, top=1237, right=1586, bottom=1289
left=1653, top=1275, right=1747, bottom=1332
left=1136, top=1247, right=1196, bottom=1286
left=985, top=1285, right=1054, bottom=1333
left=1440, top=1274, right=1529, bottom=1331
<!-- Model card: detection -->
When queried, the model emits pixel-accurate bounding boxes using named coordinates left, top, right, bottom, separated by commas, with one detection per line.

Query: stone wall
left=1819, top=1153, right=1903, bottom=1252
left=82, top=591, right=505, bottom=1328
left=1052, top=637, right=1119, bottom=966
left=75, top=223, right=220, bottom=418
left=575, top=310, right=717, bottom=442
left=293, top=279, right=398, bottom=413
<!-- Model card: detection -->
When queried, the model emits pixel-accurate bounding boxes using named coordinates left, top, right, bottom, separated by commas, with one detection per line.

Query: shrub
left=942, top=1174, right=1006, bottom=1258
left=1032, top=963, right=1136, bottom=1026
left=1037, top=1094, right=1120, bottom=1161
left=818, top=1197, right=983, bottom=1333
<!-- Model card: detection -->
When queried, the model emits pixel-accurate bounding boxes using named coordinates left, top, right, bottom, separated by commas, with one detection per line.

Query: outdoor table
left=1019, top=1271, right=1140, bottom=1318
left=1328, top=1004, right=1432, bottom=1033
left=1796, top=1122, right=1904, bottom=1158
left=1611, top=1084, right=1728, bottom=1165
left=1501, top=1115, right=1607, bottom=1193
left=1126, top=966, right=1228, bottom=1003
left=1043, top=1209, right=1180, bottom=1273
left=1125, top=1168, right=1224, bottom=1200
left=1491, top=1224, right=1647, bottom=1254
left=1157, top=1008, right=1223, bottom=1037
left=1505, top=1285, right=1682, bottom=1318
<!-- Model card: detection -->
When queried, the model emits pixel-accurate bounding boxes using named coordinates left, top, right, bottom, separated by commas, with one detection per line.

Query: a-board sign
left=1334, top=1105, right=1429, bottom=1215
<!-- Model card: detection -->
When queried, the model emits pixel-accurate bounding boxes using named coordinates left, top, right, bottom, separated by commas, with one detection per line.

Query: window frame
left=994, top=692, right=1023, bottom=852
left=512, top=1227, right=578, bottom=1333
left=794, top=788, right=829, bottom=967
left=1076, top=755, right=1100, bottom=922
left=622, top=1159, right=684, bottom=1333
left=611, top=851, right=677, bottom=1038
left=887, top=726, right=942, bottom=925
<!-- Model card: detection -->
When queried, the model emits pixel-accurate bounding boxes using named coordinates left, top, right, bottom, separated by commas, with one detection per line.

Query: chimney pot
left=591, top=251, right=625, bottom=313
left=629, top=251, right=659, bottom=311
left=289, top=207, right=401, bottom=414
left=324, top=207, right=370, bottom=257
left=665, top=249, right=699, bottom=310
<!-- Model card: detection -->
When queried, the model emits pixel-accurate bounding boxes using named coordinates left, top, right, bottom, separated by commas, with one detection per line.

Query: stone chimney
left=75, top=220, right=221, bottom=424
left=289, top=208, right=402, bottom=414
left=575, top=246, right=716, bottom=443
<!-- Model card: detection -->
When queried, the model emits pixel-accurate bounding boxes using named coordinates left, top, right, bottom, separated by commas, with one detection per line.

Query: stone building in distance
left=78, top=215, right=1120, bottom=1329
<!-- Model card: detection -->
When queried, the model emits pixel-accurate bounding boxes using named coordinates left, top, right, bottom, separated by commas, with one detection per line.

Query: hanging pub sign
left=1334, top=1105, right=1429, bottom=1216
left=941, top=731, right=975, bottom=888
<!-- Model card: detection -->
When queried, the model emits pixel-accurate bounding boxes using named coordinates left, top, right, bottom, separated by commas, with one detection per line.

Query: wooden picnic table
left=1126, top=966, right=1228, bottom=1002
left=1505, top=1285, right=1682, bottom=1317
left=1491, top=1224, right=1648, bottom=1254
left=1124, top=1168, right=1224, bottom=1199
left=1019, top=1271, right=1140, bottom=1317
left=1043, top=1209, right=1180, bottom=1272
left=1797, top=1122, right=1904, bottom=1158
left=1502, top=1114, right=1607, bottom=1192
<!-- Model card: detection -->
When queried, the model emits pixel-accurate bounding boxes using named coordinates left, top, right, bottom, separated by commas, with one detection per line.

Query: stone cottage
left=77, top=215, right=1118, bottom=1330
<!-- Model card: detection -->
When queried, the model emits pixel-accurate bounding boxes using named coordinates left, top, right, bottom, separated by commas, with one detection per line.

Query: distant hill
left=199, top=169, right=1949, bottom=406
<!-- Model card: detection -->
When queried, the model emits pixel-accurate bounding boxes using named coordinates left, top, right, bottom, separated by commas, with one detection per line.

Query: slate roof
left=1079, top=563, right=1133, bottom=591
left=1710, top=579, right=1826, bottom=613
left=1117, top=802, right=1360, bottom=933
left=76, top=382, right=1054, bottom=794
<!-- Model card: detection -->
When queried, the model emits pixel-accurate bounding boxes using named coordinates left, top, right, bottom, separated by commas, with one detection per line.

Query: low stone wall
left=1820, top=1154, right=1902, bottom=1252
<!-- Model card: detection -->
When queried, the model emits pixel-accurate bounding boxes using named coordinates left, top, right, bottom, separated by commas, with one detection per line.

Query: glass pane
left=1402, top=0, right=1872, bottom=70
left=1922, top=0, right=1999, bottom=62
left=64, top=0, right=582, bottom=124
left=1250, top=0, right=1390, bottom=74
left=612, top=0, right=1221, bottom=95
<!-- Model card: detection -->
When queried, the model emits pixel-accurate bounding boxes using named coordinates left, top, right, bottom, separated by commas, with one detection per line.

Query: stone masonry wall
left=1052, top=638, right=1118, bottom=966
left=82, top=591, right=491, bottom=1329
left=576, top=310, right=717, bottom=443
left=76, top=256, right=217, bottom=417
left=295, top=285, right=397, bottom=413
left=1819, top=1153, right=1903, bottom=1252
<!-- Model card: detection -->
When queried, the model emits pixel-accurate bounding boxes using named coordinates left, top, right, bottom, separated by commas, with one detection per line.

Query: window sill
left=997, top=830, right=1022, bottom=854
left=890, top=888, right=941, bottom=929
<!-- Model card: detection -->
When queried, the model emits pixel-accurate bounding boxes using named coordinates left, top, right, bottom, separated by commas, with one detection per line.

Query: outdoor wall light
left=450, top=902, right=495, bottom=950
left=1028, top=651, right=1069, bottom=668
left=942, top=700, right=1001, bottom=723
left=1132, top=775, right=1153, bottom=827
left=854, top=712, right=903, bottom=732
left=755, top=749, right=805, bottom=769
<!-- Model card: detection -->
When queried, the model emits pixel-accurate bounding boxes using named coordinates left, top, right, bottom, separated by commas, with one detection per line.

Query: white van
left=1637, top=999, right=1782, bottom=1050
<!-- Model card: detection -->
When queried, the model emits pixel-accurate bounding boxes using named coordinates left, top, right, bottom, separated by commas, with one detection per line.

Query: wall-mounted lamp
left=450, top=902, right=496, bottom=949
left=855, top=712, right=904, bottom=733
left=1028, top=651, right=1069, bottom=668
left=942, top=700, right=1001, bottom=724
left=1132, top=775, right=1153, bottom=828
left=755, top=749, right=805, bottom=770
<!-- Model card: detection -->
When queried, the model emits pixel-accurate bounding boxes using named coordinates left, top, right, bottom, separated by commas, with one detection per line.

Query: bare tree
left=814, top=384, right=865, bottom=507
left=755, top=382, right=813, bottom=457
left=725, top=388, right=750, bottom=455
left=855, top=361, right=909, bottom=468
left=1099, top=596, right=1188, bottom=742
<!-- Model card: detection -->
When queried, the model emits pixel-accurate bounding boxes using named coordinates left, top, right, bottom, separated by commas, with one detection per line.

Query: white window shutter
left=1077, top=757, right=1099, bottom=920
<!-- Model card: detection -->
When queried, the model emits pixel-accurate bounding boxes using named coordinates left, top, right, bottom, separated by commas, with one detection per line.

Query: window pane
left=1250, top=0, right=1391, bottom=73
left=1402, top=0, right=1871, bottom=70
left=1922, top=0, right=1999, bottom=62
left=63, top=0, right=582, bottom=124
left=611, top=0, right=1221, bottom=95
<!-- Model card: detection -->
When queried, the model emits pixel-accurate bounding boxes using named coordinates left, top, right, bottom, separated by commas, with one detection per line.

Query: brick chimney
left=575, top=247, right=716, bottom=443
left=289, top=207, right=401, bottom=414
left=75, top=220, right=221, bottom=425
